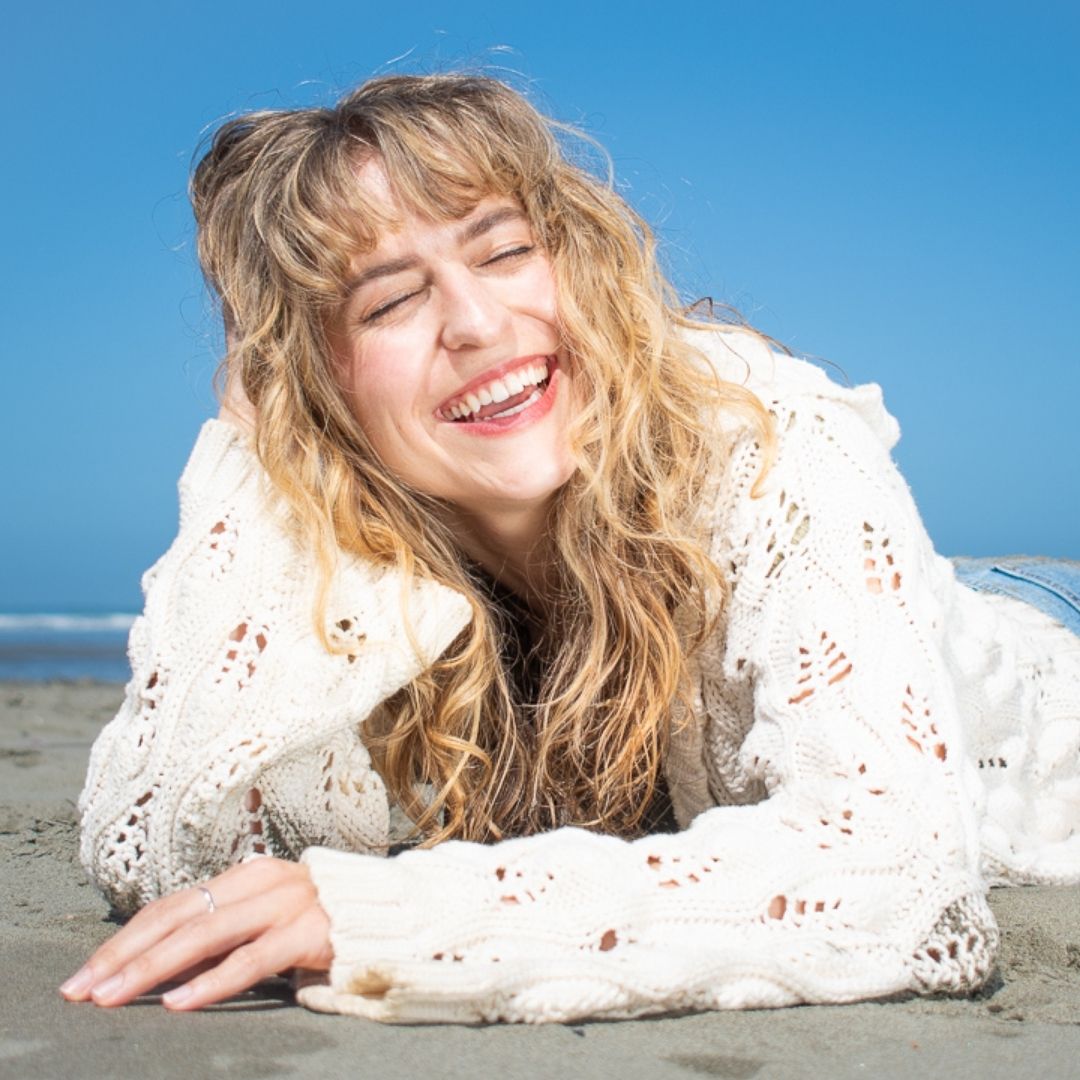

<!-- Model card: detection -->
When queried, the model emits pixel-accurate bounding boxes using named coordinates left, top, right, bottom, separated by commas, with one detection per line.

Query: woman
left=61, top=74, right=1079, bottom=1023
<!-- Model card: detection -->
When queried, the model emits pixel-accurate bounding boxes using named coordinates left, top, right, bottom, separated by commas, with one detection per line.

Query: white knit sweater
left=78, top=329, right=1080, bottom=1023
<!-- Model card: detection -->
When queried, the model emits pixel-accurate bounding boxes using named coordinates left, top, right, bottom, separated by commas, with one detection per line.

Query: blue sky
left=3, top=1, right=1077, bottom=611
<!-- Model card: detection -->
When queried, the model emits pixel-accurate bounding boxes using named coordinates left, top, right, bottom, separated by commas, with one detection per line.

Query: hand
left=59, top=857, right=332, bottom=1011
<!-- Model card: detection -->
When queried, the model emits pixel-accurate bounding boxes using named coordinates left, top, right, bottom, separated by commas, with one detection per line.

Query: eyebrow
left=346, top=206, right=528, bottom=292
left=456, top=205, right=527, bottom=244
left=346, top=256, right=420, bottom=292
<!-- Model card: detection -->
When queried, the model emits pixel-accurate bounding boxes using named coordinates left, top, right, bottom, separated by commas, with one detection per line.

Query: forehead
left=353, top=158, right=397, bottom=215
left=347, top=162, right=526, bottom=264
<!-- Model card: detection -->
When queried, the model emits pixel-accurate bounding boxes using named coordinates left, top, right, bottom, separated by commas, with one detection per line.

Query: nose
left=438, top=267, right=511, bottom=353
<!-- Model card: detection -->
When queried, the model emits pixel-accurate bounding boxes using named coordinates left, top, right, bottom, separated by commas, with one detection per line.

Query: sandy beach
left=2, top=679, right=1078, bottom=1079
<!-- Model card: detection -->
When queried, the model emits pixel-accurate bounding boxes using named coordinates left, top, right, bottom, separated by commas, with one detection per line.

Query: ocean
left=0, top=614, right=135, bottom=683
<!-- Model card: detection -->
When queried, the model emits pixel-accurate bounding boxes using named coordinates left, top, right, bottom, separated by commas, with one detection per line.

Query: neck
left=445, top=499, right=558, bottom=613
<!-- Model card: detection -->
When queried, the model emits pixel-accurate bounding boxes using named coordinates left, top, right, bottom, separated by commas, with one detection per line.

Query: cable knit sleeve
left=78, top=420, right=471, bottom=915
left=297, top=365, right=997, bottom=1024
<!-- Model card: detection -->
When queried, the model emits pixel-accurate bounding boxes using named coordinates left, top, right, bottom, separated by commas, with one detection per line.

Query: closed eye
left=363, top=289, right=422, bottom=324
left=360, top=245, right=533, bottom=323
left=483, top=245, right=534, bottom=266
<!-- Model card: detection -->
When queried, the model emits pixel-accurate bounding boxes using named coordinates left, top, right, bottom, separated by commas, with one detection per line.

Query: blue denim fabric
left=951, top=556, right=1080, bottom=639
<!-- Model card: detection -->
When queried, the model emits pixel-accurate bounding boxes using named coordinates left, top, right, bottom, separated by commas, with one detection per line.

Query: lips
left=437, top=356, right=555, bottom=424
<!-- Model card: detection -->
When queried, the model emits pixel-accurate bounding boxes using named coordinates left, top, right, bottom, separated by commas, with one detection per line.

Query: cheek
left=339, top=343, right=401, bottom=424
left=328, top=330, right=430, bottom=482
left=340, top=355, right=432, bottom=474
left=530, top=265, right=561, bottom=324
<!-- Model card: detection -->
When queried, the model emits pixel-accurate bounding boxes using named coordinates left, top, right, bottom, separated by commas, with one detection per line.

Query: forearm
left=78, top=420, right=469, bottom=912
left=298, top=792, right=992, bottom=1023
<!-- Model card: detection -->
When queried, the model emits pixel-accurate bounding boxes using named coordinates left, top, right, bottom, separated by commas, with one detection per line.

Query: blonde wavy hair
left=191, top=74, right=774, bottom=844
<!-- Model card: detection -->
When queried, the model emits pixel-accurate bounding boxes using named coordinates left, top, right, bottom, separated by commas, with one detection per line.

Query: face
left=329, top=166, right=577, bottom=524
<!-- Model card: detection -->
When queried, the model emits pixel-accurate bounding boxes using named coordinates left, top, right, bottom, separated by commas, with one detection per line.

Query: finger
left=162, top=906, right=331, bottom=1011
left=60, top=886, right=214, bottom=1002
left=61, top=859, right=285, bottom=1001
left=89, top=878, right=316, bottom=1008
left=169, top=955, right=229, bottom=984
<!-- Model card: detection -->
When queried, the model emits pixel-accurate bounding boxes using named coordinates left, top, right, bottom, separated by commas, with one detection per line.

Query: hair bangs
left=337, top=75, right=561, bottom=231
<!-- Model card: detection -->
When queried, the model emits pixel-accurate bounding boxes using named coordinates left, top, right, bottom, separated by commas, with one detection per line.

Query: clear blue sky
left=3, top=1, right=1077, bottom=612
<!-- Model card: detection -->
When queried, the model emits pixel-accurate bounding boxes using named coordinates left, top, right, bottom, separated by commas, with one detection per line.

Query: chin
left=460, top=457, right=576, bottom=509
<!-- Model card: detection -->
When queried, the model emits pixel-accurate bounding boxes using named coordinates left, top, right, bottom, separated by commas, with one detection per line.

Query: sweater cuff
left=299, top=845, right=436, bottom=1020
left=303, top=845, right=419, bottom=946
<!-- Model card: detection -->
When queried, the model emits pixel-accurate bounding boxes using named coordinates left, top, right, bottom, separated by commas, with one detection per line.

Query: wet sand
left=2, top=680, right=1078, bottom=1079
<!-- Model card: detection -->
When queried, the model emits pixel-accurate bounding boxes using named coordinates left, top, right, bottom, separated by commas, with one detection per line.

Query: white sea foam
left=0, top=613, right=136, bottom=633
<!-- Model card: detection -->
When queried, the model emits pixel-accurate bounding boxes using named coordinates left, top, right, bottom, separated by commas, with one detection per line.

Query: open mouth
left=437, top=356, right=555, bottom=425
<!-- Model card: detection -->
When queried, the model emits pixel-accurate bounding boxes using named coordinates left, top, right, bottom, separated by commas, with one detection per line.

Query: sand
left=1, top=680, right=1078, bottom=1079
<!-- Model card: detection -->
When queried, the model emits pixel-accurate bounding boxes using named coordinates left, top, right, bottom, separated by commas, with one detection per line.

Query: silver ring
left=197, top=885, right=216, bottom=914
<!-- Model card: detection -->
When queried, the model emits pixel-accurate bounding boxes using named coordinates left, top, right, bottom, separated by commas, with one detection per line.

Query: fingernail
left=91, top=973, right=125, bottom=1002
left=59, top=966, right=94, bottom=997
left=162, top=984, right=193, bottom=1007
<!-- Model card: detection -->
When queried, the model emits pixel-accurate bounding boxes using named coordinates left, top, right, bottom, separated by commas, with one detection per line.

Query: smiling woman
left=63, top=74, right=1080, bottom=1024
left=328, top=187, right=577, bottom=536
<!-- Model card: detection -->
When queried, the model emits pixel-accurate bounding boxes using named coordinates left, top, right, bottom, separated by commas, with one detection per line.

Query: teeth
left=443, top=359, right=551, bottom=422
left=491, top=388, right=542, bottom=419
